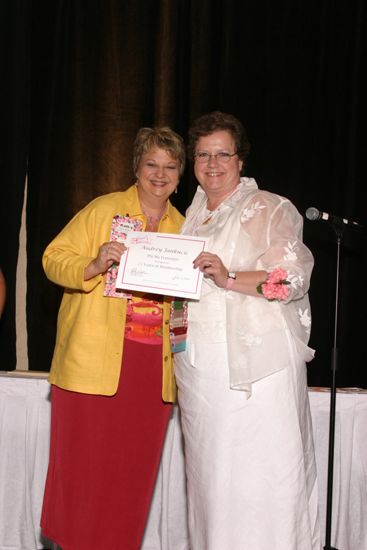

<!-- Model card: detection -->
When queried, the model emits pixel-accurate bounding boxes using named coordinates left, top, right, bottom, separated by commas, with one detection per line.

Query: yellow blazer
left=43, top=185, right=185, bottom=401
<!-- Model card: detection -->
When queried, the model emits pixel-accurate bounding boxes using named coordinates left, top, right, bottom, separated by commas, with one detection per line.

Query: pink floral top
left=124, top=294, right=163, bottom=345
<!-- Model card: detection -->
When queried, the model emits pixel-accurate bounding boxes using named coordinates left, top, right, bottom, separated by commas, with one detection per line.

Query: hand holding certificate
left=115, top=232, right=207, bottom=299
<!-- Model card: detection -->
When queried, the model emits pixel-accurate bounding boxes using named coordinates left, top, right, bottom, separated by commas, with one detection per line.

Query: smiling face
left=136, top=147, right=180, bottom=205
left=194, top=130, right=243, bottom=208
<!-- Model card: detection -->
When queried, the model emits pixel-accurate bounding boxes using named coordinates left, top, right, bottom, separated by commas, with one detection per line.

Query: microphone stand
left=323, top=219, right=345, bottom=550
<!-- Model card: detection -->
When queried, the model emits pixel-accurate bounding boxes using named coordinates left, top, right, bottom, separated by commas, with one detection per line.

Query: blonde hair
left=133, top=127, right=186, bottom=176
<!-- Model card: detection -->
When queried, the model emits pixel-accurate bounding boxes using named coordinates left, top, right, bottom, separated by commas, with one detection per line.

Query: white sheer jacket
left=181, top=177, right=315, bottom=394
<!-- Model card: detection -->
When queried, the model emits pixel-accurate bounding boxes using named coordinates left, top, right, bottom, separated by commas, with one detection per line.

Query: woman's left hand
left=193, top=252, right=228, bottom=288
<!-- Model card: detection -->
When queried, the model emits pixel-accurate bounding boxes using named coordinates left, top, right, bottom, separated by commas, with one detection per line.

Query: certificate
left=115, top=232, right=207, bottom=299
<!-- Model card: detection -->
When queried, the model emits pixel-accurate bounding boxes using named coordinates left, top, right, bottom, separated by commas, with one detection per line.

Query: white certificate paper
left=115, top=232, right=207, bottom=299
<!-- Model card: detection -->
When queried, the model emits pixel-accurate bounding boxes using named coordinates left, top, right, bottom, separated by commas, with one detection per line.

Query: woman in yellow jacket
left=41, top=127, right=185, bottom=550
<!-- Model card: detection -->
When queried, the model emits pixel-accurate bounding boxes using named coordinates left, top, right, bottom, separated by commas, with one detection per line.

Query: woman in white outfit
left=174, top=111, right=321, bottom=550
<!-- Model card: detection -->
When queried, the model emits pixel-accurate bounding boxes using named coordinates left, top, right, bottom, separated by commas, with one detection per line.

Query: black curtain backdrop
left=1, top=0, right=366, bottom=388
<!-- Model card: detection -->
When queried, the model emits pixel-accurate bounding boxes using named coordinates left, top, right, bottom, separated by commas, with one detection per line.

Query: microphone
left=305, top=207, right=364, bottom=231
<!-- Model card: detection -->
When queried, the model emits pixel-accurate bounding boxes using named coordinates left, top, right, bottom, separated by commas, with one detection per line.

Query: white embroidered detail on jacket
left=288, top=273, right=304, bottom=289
left=239, top=333, right=262, bottom=346
left=240, top=201, right=266, bottom=222
left=298, top=308, right=311, bottom=331
left=283, top=241, right=298, bottom=261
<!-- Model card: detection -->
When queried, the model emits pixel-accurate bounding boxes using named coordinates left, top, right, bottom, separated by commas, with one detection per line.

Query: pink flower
left=256, top=268, right=290, bottom=302
left=266, top=267, right=288, bottom=284
left=261, top=282, right=289, bottom=300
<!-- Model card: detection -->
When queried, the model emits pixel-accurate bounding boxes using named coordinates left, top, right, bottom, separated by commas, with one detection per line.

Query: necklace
left=142, top=207, right=166, bottom=231
left=191, top=184, right=241, bottom=233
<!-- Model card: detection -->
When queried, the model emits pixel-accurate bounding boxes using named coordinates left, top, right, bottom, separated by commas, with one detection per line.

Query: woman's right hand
left=84, top=241, right=127, bottom=280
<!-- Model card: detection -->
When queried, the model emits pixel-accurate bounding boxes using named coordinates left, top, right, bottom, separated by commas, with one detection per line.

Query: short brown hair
left=133, top=127, right=186, bottom=176
left=187, top=111, right=251, bottom=163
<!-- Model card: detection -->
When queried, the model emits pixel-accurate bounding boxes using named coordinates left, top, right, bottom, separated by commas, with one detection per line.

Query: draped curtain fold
left=0, top=0, right=366, bottom=388
left=0, top=0, right=30, bottom=370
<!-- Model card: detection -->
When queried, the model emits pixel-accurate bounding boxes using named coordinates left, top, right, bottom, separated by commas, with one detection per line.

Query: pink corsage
left=257, top=268, right=290, bottom=301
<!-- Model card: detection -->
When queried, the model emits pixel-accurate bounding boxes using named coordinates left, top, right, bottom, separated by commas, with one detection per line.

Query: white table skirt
left=308, top=387, right=367, bottom=550
left=0, top=372, right=366, bottom=550
left=0, top=373, right=52, bottom=550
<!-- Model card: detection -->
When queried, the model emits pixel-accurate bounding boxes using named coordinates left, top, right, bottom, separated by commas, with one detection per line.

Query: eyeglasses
left=194, top=151, right=238, bottom=164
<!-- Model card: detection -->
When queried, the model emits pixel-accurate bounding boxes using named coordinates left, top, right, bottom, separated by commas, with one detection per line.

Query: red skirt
left=41, top=339, right=172, bottom=550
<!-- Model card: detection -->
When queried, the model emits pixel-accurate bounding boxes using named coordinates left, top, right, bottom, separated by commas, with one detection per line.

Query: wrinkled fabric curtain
left=0, top=0, right=30, bottom=369
left=0, top=0, right=366, bottom=387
